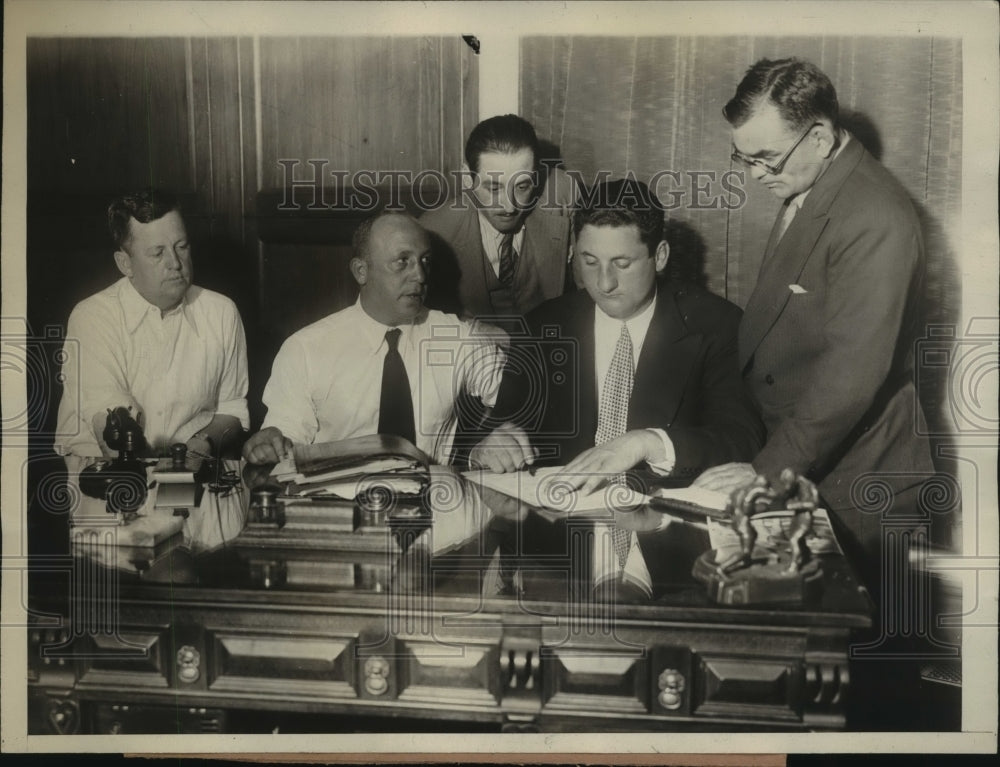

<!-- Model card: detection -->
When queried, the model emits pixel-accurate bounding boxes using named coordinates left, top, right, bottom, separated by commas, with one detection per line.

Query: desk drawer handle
left=363, top=656, right=391, bottom=696
left=177, top=645, right=201, bottom=683
left=657, top=668, right=686, bottom=710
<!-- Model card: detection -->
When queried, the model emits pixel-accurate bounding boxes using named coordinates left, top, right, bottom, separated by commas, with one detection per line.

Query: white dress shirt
left=260, top=300, right=506, bottom=463
left=55, top=277, right=249, bottom=457
left=477, top=213, right=525, bottom=278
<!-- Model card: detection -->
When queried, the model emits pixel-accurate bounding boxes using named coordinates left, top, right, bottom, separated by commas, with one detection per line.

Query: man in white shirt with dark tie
left=242, top=212, right=506, bottom=466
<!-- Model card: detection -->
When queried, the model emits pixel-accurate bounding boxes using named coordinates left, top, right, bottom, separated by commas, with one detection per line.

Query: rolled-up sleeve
left=55, top=302, right=139, bottom=456
left=213, top=301, right=250, bottom=429
left=260, top=335, right=319, bottom=446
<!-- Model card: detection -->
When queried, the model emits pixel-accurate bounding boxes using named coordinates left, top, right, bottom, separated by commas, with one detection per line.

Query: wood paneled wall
left=26, top=36, right=478, bottom=432
left=28, top=39, right=194, bottom=195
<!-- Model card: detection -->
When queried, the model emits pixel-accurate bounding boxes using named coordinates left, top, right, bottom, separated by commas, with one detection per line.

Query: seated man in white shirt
left=242, top=211, right=506, bottom=466
left=55, top=189, right=251, bottom=547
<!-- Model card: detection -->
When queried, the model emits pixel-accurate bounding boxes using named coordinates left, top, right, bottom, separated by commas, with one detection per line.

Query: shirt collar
left=477, top=211, right=524, bottom=242
left=118, top=277, right=197, bottom=335
left=353, top=298, right=426, bottom=355
left=477, top=212, right=501, bottom=242
left=594, top=287, right=658, bottom=343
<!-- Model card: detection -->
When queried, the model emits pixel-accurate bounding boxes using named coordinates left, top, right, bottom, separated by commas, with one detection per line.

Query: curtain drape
left=520, top=35, right=961, bottom=316
left=521, top=36, right=962, bottom=437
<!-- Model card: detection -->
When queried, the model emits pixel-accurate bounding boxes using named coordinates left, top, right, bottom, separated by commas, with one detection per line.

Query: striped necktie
left=776, top=198, right=800, bottom=243
left=498, top=231, right=517, bottom=285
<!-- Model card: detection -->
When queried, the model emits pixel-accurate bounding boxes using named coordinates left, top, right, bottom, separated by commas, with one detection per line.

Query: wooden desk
left=28, top=468, right=872, bottom=734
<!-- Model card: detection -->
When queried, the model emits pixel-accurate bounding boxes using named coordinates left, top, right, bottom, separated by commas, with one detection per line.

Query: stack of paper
left=272, top=434, right=430, bottom=501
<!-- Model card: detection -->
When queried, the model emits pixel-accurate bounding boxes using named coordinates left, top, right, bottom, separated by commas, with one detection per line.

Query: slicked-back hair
left=107, top=189, right=181, bottom=251
left=464, top=114, right=540, bottom=174
left=723, top=58, right=839, bottom=131
left=351, top=210, right=420, bottom=263
left=574, top=178, right=665, bottom=257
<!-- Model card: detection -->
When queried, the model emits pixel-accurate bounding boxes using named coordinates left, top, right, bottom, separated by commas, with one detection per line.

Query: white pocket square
left=788, top=284, right=808, bottom=294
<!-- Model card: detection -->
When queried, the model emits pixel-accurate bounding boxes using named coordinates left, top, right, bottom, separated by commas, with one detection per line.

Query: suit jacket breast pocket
left=781, top=285, right=823, bottom=322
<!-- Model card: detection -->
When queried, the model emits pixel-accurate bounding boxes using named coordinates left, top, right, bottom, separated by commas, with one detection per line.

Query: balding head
left=350, top=212, right=431, bottom=326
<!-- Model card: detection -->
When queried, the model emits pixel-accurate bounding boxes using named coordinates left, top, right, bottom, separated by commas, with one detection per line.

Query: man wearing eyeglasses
left=695, top=58, right=934, bottom=599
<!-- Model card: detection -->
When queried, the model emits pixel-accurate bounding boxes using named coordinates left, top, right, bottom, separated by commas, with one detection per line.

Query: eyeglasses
left=731, top=122, right=820, bottom=176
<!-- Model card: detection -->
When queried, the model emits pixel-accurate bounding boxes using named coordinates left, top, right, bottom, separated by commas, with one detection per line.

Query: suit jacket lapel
left=576, top=298, right=598, bottom=449
left=459, top=206, right=494, bottom=312
left=760, top=201, right=789, bottom=261
left=739, top=137, right=866, bottom=369
left=631, top=289, right=700, bottom=429
left=739, top=211, right=829, bottom=367
left=521, top=211, right=565, bottom=294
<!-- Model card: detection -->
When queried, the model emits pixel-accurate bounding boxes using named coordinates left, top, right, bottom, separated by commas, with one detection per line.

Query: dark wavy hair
left=464, top=114, right=540, bottom=174
left=723, top=58, right=839, bottom=131
left=107, top=189, right=181, bottom=250
left=574, top=177, right=665, bottom=257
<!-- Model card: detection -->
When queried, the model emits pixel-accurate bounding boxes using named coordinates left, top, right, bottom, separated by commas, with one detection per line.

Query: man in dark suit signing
left=693, top=58, right=935, bottom=593
left=470, top=178, right=763, bottom=597
left=420, top=114, right=571, bottom=320
left=472, top=178, right=764, bottom=489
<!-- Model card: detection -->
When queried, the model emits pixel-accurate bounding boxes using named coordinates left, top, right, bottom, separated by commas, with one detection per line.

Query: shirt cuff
left=644, top=428, right=676, bottom=475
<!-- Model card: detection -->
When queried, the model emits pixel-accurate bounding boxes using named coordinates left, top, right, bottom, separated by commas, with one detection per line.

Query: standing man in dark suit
left=472, top=178, right=764, bottom=488
left=471, top=178, right=763, bottom=597
left=421, top=114, right=572, bottom=320
left=694, top=58, right=935, bottom=592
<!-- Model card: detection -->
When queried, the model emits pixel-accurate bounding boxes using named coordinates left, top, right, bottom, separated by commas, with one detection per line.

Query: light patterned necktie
left=595, top=323, right=635, bottom=572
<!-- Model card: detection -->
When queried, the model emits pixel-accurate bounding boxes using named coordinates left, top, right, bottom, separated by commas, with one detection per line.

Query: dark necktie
left=595, top=324, right=635, bottom=572
left=378, top=328, right=416, bottom=445
left=498, top=231, right=518, bottom=286
left=776, top=199, right=800, bottom=243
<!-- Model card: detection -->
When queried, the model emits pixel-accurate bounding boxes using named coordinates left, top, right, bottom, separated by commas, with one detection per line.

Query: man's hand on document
left=469, top=422, right=538, bottom=473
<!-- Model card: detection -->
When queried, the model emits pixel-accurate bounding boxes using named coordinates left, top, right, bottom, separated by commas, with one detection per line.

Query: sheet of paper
left=462, top=465, right=650, bottom=513
left=269, top=455, right=296, bottom=480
